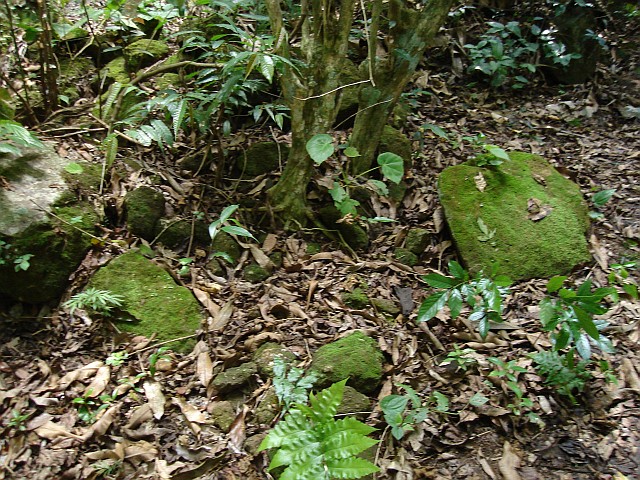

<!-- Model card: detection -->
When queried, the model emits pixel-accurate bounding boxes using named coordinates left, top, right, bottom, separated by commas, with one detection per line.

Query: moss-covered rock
left=253, top=388, right=280, bottom=425
left=388, top=181, right=408, bottom=203
left=253, top=342, right=296, bottom=377
left=371, top=298, right=400, bottom=316
left=155, top=218, right=209, bottom=249
left=211, top=231, right=241, bottom=262
left=156, top=73, right=182, bottom=90
left=243, top=263, right=270, bottom=283
left=58, top=57, right=96, bottom=105
left=210, top=401, right=236, bottom=432
left=311, top=331, right=383, bottom=394
left=342, top=288, right=370, bottom=309
left=379, top=125, right=412, bottom=169
left=0, top=147, right=99, bottom=303
left=89, top=251, right=203, bottom=351
left=125, top=187, right=165, bottom=240
left=338, top=386, right=371, bottom=416
left=123, top=39, right=169, bottom=72
left=405, top=228, right=430, bottom=255
left=394, top=247, right=418, bottom=266
left=438, top=152, right=590, bottom=280
left=212, top=362, right=258, bottom=394
left=99, top=57, right=130, bottom=88
left=318, top=205, right=370, bottom=250
left=237, top=142, right=286, bottom=177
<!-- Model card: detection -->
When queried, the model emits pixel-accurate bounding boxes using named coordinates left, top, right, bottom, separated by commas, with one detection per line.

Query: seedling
left=73, top=390, right=116, bottom=423
left=64, top=288, right=125, bottom=316
left=8, top=409, right=31, bottom=431
left=441, top=344, right=479, bottom=372
left=105, top=351, right=129, bottom=367
left=608, top=261, right=638, bottom=300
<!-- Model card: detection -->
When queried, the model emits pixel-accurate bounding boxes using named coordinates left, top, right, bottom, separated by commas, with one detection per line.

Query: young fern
left=259, top=379, right=379, bottom=480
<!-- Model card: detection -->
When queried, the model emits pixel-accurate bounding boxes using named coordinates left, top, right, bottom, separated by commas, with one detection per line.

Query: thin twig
left=294, top=79, right=372, bottom=101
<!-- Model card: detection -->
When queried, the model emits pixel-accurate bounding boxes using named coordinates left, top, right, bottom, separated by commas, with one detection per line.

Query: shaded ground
left=1, top=36, right=640, bottom=480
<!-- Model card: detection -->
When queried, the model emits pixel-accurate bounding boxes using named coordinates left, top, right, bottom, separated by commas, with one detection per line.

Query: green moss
left=371, top=298, right=400, bottom=316
left=211, top=231, right=241, bottom=262
left=243, top=263, right=270, bottom=283
left=253, top=342, right=295, bottom=377
left=311, top=331, right=383, bottom=393
left=156, top=73, right=181, bottom=90
left=89, top=251, right=202, bottom=352
left=438, top=152, right=590, bottom=280
left=237, top=142, right=286, bottom=177
left=125, top=187, right=165, bottom=240
left=405, top=228, right=430, bottom=255
left=0, top=203, right=98, bottom=303
left=59, top=57, right=95, bottom=104
left=155, top=218, right=209, bottom=248
left=60, top=161, right=103, bottom=194
left=100, top=57, right=130, bottom=86
left=210, top=401, right=236, bottom=431
left=379, top=125, right=412, bottom=169
left=253, top=388, right=280, bottom=424
left=342, top=288, right=370, bottom=309
left=123, top=39, right=169, bottom=71
left=212, top=362, right=258, bottom=393
left=318, top=205, right=370, bottom=250
left=394, top=247, right=418, bottom=266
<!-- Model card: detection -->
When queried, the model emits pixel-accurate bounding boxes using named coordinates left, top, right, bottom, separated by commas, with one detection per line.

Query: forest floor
left=1, top=37, right=640, bottom=480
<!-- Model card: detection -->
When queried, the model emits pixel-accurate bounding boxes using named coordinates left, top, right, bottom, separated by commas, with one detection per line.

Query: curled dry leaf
left=53, top=361, right=103, bottom=391
left=196, top=350, right=214, bottom=389
left=126, top=404, right=153, bottom=430
left=192, top=288, right=220, bottom=318
left=498, top=441, right=522, bottom=480
left=82, top=404, right=120, bottom=441
left=227, top=405, right=248, bottom=454
left=209, top=300, right=234, bottom=332
left=83, top=365, right=111, bottom=398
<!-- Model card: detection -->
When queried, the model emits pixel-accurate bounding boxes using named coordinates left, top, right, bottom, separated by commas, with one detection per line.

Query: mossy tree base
left=438, top=152, right=591, bottom=280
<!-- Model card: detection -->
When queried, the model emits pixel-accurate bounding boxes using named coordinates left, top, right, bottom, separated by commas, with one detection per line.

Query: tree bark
left=350, top=0, right=455, bottom=174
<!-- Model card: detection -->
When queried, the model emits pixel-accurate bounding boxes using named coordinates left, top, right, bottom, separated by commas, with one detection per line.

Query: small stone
left=243, top=264, right=270, bottom=283
left=338, top=386, right=372, bottom=417
left=124, top=187, right=165, bottom=240
left=209, top=401, right=236, bottom=432
left=394, top=248, right=418, bottom=266
left=311, top=331, right=383, bottom=394
left=371, top=298, right=401, bottom=316
left=253, top=388, right=280, bottom=425
left=342, top=288, right=370, bottom=309
left=405, top=228, right=431, bottom=255
left=212, top=362, right=258, bottom=394
left=253, top=342, right=296, bottom=377
left=237, top=142, right=287, bottom=177
left=379, top=125, right=412, bottom=169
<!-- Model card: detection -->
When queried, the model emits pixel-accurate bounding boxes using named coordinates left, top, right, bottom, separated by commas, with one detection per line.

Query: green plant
left=148, top=347, right=171, bottom=376
left=589, top=188, right=616, bottom=219
left=540, top=276, right=617, bottom=361
left=91, top=459, right=123, bottom=478
left=7, top=409, right=31, bottom=431
left=0, top=241, right=34, bottom=272
left=73, top=390, right=116, bottom=423
left=440, top=344, right=478, bottom=372
left=105, top=351, right=129, bottom=367
left=530, top=350, right=590, bottom=403
left=380, top=384, right=448, bottom=440
left=177, top=257, right=194, bottom=276
left=306, top=134, right=404, bottom=223
left=259, top=379, right=379, bottom=480
left=464, top=20, right=581, bottom=88
left=208, top=204, right=255, bottom=262
left=418, top=261, right=512, bottom=338
left=272, top=356, right=319, bottom=414
left=0, top=120, right=44, bottom=154
left=64, top=288, right=125, bottom=316
left=487, top=357, right=534, bottom=416
left=608, top=261, right=638, bottom=300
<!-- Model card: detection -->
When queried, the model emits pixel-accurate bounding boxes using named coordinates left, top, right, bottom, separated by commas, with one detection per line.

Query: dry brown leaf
left=590, top=234, right=609, bottom=270
left=54, top=360, right=103, bottom=391
left=262, top=233, right=278, bottom=253
left=126, top=404, right=153, bottom=429
left=498, top=441, right=522, bottom=480
left=34, top=420, right=84, bottom=440
left=210, top=300, right=234, bottom=332
left=192, top=288, right=220, bottom=317
left=83, top=365, right=111, bottom=398
left=124, top=440, right=158, bottom=462
left=82, top=404, right=119, bottom=441
left=143, top=380, right=166, bottom=420
left=227, top=405, right=248, bottom=454
left=474, top=172, right=487, bottom=192
left=196, top=350, right=214, bottom=389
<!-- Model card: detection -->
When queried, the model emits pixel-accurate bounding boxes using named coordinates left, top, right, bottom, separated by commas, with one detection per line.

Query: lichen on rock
left=438, top=151, right=591, bottom=280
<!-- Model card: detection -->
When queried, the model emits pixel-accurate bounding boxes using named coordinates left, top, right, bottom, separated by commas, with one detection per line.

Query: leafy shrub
left=464, top=20, right=581, bottom=88
left=259, top=379, right=379, bottom=480
left=418, top=261, right=511, bottom=338
left=530, top=350, right=590, bottom=403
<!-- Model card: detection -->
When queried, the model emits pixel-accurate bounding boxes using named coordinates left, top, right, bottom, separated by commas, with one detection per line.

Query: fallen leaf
left=227, top=405, right=248, bottom=453
left=498, top=441, right=522, bottom=480
left=210, top=300, right=234, bottom=332
left=54, top=361, right=103, bottom=391
left=192, top=288, right=220, bottom=317
left=143, top=380, right=166, bottom=420
left=84, top=365, right=111, bottom=397
left=196, top=350, right=214, bottom=389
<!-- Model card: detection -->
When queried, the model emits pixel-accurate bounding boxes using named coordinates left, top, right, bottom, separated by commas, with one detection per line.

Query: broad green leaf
left=259, top=409, right=313, bottom=452
left=558, top=288, right=576, bottom=299
left=432, top=391, right=449, bottom=412
left=326, top=457, right=380, bottom=478
left=150, top=119, right=174, bottom=147
left=494, top=275, right=512, bottom=287
left=367, top=179, right=388, bottom=196
left=0, top=143, right=20, bottom=155
left=344, top=146, right=360, bottom=157
left=417, top=291, right=448, bottom=323
left=449, top=261, right=467, bottom=280
left=423, top=273, right=456, bottom=289
left=575, top=333, right=591, bottom=360
left=539, top=298, right=556, bottom=326
left=323, top=431, right=379, bottom=460
left=574, top=306, right=600, bottom=341
left=576, top=279, right=593, bottom=297
left=366, top=216, right=395, bottom=223
left=377, top=152, right=404, bottom=184
left=64, top=162, right=83, bottom=174
left=171, top=98, right=187, bottom=139
left=325, top=416, right=377, bottom=437
left=380, top=395, right=408, bottom=417
left=103, top=133, right=118, bottom=169
left=448, top=289, right=463, bottom=319
left=546, top=275, right=567, bottom=293
left=337, top=198, right=360, bottom=216
left=422, top=123, right=448, bottom=139
left=469, top=392, right=489, bottom=406
left=592, top=189, right=616, bottom=207
left=329, top=182, right=349, bottom=204
left=622, top=283, right=639, bottom=300
left=484, top=145, right=510, bottom=161
left=218, top=204, right=239, bottom=224
left=306, top=134, right=334, bottom=165
left=477, top=316, right=490, bottom=339
left=221, top=225, right=255, bottom=240
left=259, top=54, right=275, bottom=83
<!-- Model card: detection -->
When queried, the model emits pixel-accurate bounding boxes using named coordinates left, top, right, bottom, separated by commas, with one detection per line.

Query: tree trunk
left=350, top=0, right=455, bottom=174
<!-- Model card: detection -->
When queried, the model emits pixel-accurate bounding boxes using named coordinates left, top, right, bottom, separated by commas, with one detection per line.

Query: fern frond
left=171, top=98, right=187, bottom=139
left=101, top=82, right=123, bottom=119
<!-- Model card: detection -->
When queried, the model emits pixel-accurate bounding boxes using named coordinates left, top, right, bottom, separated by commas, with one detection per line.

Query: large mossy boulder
left=310, top=331, right=383, bottom=394
left=89, top=251, right=203, bottom=352
left=123, top=39, right=169, bottom=72
left=0, top=148, right=99, bottom=303
left=438, top=152, right=591, bottom=280
left=124, top=186, right=165, bottom=240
